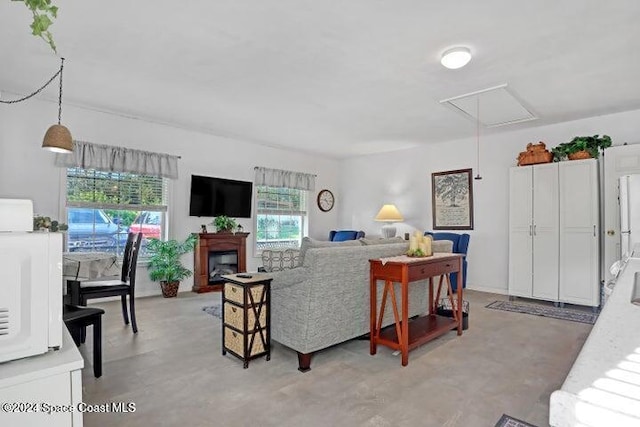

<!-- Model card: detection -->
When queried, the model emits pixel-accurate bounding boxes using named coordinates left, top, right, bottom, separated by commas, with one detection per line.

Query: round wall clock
left=317, top=189, right=335, bottom=212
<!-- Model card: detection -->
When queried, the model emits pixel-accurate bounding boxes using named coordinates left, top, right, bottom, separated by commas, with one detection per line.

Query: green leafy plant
left=33, top=215, right=68, bottom=231
left=551, top=134, right=612, bottom=161
left=212, top=215, right=237, bottom=233
left=406, top=248, right=426, bottom=257
left=12, top=0, right=59, bottom=53
left=146, top=235, right=197, bottom=284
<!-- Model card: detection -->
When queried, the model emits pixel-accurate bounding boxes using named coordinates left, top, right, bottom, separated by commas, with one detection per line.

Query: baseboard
left=466, top=284, right=509, bottom=296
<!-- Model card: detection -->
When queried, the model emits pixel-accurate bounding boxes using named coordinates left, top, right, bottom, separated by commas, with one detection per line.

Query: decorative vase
left=160, top=281, right=180, bottom=298
left=568, top=150, right=592, bottom=160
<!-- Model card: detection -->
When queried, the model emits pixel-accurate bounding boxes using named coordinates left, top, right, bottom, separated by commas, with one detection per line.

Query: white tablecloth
left=63, top=252, right=120, bottom=280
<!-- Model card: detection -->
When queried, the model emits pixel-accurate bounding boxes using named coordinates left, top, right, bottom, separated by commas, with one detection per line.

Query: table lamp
left=374, top=204, right=404, bottom=238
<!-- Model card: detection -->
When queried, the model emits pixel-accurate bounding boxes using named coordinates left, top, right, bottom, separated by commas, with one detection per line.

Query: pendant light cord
left=476, top=96, right=480, bottom=172
left=475, top=95, right=482, bottom=180
left=58, top=58, right=64, bottom=124
left=0, top=58, right=64, bottom=105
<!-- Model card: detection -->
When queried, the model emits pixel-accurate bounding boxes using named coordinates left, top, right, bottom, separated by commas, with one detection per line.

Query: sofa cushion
left=359, top=237, right=452, bottom=253
left=299, top=237, right=360, bottom=265
left=359, top=236, right=405, bottom=245
left=432, top=240, right=454, bottom=253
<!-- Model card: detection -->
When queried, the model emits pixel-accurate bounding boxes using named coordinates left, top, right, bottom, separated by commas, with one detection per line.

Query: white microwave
left=0, top=199, right=63, bottom=363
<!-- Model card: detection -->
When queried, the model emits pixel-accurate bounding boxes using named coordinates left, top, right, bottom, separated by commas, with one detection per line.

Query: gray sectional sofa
left=266, top=237, right=453, bottom=371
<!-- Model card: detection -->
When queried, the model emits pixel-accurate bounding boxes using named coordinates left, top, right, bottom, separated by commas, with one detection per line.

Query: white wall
left=338, top=109, right=640, bottom=294
left=0, top=98, right=340, bottom=296
left=3, top=98, right=640, bottom=297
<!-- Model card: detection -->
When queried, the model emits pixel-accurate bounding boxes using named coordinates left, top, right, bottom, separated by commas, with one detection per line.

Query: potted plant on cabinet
left=147, top=234, right=197, bottom=298
left=551, top=134, right=612, bottom=161
left=212, top=215, right=237, bottom=233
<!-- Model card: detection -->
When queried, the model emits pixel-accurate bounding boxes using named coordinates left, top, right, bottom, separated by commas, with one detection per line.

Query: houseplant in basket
left=551, top=134, right=612, bottom=161
left=212, top=215, right=237, bottom=233
left=147, top=234, right=197, bottom=298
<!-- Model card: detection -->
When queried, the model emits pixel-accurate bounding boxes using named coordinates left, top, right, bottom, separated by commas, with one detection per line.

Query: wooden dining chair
left=64, top=304, right=105, bottom=377
left=67, top=232, right=143, bottom=334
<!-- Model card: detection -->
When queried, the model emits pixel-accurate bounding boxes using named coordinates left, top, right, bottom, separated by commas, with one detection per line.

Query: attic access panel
left=440, top=84, right=536, bottom=127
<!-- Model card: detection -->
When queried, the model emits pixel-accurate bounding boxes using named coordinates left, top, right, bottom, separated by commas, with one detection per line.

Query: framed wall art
left=431, top=168, right=474, bottom=230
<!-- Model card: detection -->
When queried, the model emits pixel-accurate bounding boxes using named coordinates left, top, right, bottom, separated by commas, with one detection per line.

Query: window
left=65, top=167, right=168, bottom=256
left=255, top=186, right=308, bottom=251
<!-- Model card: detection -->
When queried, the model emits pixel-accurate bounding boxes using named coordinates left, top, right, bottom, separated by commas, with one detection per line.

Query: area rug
left=494, top=414, right=537, bottom=427
left=486, top=300, right=598, bottom=325
left=202, top=305, right=222, bottom=320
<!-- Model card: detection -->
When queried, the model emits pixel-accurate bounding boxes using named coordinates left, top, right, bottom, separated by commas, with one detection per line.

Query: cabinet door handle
left=533, top=225, right=537, bottom=236
left=529, top=225, right=532, bottom=236
left=593, top=225, right=596, bottom=237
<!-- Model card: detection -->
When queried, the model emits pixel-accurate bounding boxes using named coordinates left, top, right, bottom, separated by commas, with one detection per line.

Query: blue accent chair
left=329, top=230, right=365, bottom=242
left=425, top=232, right=470, bottom=292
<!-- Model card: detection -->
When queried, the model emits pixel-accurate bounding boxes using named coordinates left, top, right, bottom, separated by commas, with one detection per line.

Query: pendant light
left=42, top=58, right=73, bottom=153
left=474, top=95, right=482, bottom=180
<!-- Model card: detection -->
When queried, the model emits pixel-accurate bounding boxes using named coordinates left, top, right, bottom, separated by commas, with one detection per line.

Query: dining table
left=63, top=251, right=120, bottom=281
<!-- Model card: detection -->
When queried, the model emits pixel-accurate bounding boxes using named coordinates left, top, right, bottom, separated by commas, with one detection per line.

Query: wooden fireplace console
left=193, top=232, right=249, bottom=293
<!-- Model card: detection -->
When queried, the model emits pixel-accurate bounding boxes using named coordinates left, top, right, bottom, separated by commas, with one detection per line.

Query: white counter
left=0, top=328, right=84, bottom=427
left=550, top=257, right=640, bottom=426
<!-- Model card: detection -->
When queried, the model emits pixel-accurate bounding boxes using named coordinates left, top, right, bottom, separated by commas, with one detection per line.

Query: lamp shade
left=374, top=204, right=404, bottom=222
left=42, top=124, right=73, bottom=153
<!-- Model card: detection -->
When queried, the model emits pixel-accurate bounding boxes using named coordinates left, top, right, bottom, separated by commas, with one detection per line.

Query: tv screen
left=189, top=175, right=253, bottom=218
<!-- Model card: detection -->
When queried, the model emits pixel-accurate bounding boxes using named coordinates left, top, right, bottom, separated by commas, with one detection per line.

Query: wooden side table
left=369, top=253, right=464, bottom=366
left=221, top=273, right=272, bottom=368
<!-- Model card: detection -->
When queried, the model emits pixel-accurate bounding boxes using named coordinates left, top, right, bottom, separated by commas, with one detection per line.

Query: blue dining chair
left=329, top=230, right=365, bottom=241
left=425, top=232, right=470, bottom=292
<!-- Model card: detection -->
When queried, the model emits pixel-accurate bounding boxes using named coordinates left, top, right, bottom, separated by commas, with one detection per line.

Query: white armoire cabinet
left=509, top=163, right=559, bottom=301
left=558, top=159, right=600, bottom=306
left=508, top=159, right=600, bottom=307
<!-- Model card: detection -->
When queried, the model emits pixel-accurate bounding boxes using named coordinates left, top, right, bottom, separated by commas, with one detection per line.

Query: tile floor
left=78, top=290, right=591, bottom=427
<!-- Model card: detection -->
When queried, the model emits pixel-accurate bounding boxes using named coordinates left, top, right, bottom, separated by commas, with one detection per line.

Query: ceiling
left=1, top=1, right=639, bottom=159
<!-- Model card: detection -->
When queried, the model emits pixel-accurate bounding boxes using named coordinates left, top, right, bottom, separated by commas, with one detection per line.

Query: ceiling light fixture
left=0, top=58, right=73, bottom=153
left=440, top=47, right=472, bottom=69
left=42, top=58, right=72, bottom=153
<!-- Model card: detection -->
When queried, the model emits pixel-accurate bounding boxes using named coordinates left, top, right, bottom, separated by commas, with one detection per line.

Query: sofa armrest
left=267, top=267, right=308, bottom=291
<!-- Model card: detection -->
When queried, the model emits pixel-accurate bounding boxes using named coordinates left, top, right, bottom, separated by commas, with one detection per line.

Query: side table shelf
left=221, top=274, right=272, bottom=368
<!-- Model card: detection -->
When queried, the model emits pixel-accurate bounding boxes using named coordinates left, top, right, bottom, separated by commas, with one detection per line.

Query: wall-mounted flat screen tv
left=189, top=175, right=253, bottom=218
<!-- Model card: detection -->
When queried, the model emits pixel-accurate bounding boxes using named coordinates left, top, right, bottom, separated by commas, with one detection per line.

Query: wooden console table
left=369, top=253, right=464, bottom=366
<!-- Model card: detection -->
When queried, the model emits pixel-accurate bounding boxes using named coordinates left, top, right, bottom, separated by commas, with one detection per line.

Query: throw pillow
left=299, top=237, right=360, bottom=265
left=261, top=249, right=301, bottom=272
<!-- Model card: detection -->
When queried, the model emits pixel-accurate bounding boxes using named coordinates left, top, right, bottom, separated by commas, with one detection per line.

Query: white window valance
left=254, top=167, right=316, bottom=191
left=55, top=141, right=180, bottom=179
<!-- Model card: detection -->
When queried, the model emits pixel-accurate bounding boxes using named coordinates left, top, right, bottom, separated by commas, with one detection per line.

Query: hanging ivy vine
left=11, top=0, right=59, bottom=53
